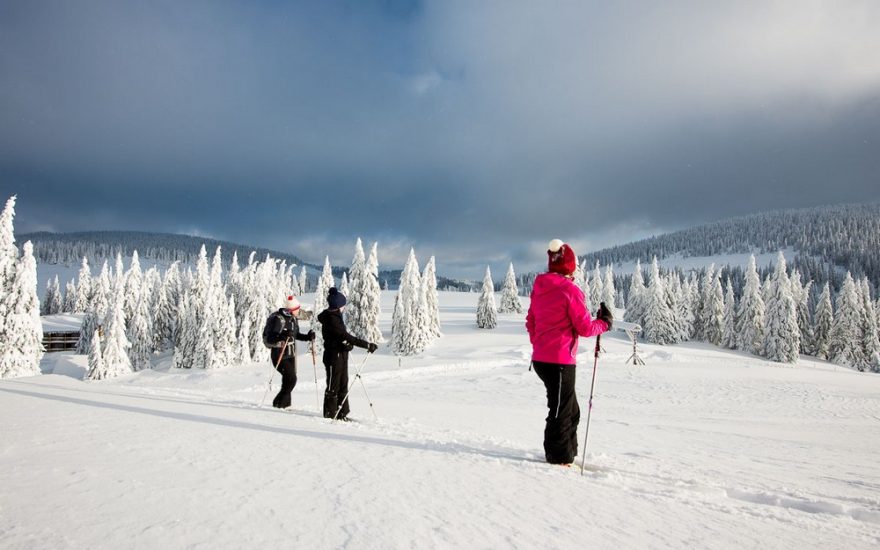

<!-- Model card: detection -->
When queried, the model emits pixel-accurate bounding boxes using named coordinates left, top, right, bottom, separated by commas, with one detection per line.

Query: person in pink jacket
left=526, top=239, right=612, bottom=465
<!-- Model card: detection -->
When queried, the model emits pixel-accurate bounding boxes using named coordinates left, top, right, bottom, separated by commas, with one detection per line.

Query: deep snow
left=2, top=292, right=879, bottom=549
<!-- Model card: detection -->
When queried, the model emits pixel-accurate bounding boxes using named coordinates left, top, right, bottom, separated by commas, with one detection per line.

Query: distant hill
left=21, top=230, right=471, bottom=291
left=579, top=202, right=880, bottom=291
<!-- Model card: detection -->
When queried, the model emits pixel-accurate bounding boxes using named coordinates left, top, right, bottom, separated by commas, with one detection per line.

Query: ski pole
left=332, top=352, right=373, bottom=422
left=311, top=340, right=320, bottom=413
left=580, top=334, right=601, bottom=475
left=260, top=338, right=289, bottom=408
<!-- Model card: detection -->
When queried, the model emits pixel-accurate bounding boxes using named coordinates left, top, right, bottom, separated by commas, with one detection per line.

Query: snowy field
left=2, top=291, right=879, bottom=549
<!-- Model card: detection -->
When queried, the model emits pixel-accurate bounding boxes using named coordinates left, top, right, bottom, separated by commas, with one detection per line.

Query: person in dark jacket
left=526, top=240, right=612, bottom=465
left=265, top=295, right=315, bottom=409
left=318, top=287, right=378, bottom=420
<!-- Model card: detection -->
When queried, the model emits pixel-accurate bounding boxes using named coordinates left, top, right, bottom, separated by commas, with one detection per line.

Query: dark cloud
left=2, top=1, right=879, bottom=278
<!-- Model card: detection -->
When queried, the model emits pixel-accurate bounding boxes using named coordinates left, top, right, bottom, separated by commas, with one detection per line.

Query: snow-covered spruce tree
left=62, top=280, right=76, bottom=313
left=345, top=238, right=366, bottom=333
left=0, top=196, right=17, bottom=298
left=602, top=265, right=616, bottom=311
left=763, top=252, right=800, bottom=363
left=311, top=256, right=335, bottom=352
left=859, top=278, right=880, bottom=372
left=77, top=311, right=99, bottom=355
left=664, top=272, right=684, bottom=344
left=422, top=256, right=441, bottom=339
left=152, top=272, right=174, bottom=352
left=499, top=263, right=523, bottom=314
left=174, top=293, right=195, bottom=368
left=590, top=262, right=603, bottom=313
left=92, top=261, right=111, bottom=319
left=360, top=242, right=383, bottom=343
left=721, top=278, right=738, bottom=349
left=704, top=271, right=725, bottom=346
left=42, top=275, right=62, bottom=315
left=340, top=272, right=350, bottom=297
left=573, top=262, right=586, bottom=302
left=391, top=249, right=426, bottom=355
left=476, top=266, right=498, bottom=329
left=127, top=279, right=154, bottom=371
left=829, top=273, right=866, bottom=369
left=123, top=250, right=143, bottom=323
left=298, top=265, right=308, bottom=294
left=812, top=282, right=833, bottom=360
left=0, top=241, right=44, bottom=379
left=98, top=280, right=132, bottom=378
left=74, top=257, right=92, bottom=313
left=580, top=260, right=592, bottom=311
left=624, top=259, right=646, bottom=326
left=736, top=255, right=766, bottom=356
left=676, top=277, right=695, bottom=342
left=643, top=257, right=676, bottom=345
left=86, top=328, right=107, bottom=381
left=791, top=270, right=814, bottom=355
left=236, top=315, right=252, bottom=366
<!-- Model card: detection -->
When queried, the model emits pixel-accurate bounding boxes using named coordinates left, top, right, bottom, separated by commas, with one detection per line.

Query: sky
left=1, top=0, right=879, bottom=279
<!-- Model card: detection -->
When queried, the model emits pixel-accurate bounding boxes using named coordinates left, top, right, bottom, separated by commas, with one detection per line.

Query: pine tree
left=763, top=252, right=800, bottom=363
left=360, top=242, right=383, bottom=343
left=859, top=278, right=880, bottom=372
left=422, top=256, right=441, bottom=339
left=391, top=249, right=425, bottom=355
left=42, top=275, right=62, bottom=315
left=602, top=265, right=616, bottom=311
left=736, top=255, right=766, bottom=356
left=340, top=272, right=350, bottom=297
left=74, top=257, right=92, bottom=313
left=127, top=279, right=154, bottom=371
left=62, top=280, right=76, bottom=313
left=236, top=315, right=252, bottom=366
left=829, top=273, right=866, bottom=369
left=498, top=263, right=523, bottom=314
left=124, top=251, right=143, bottom=324
left=721, top=278, right=738, bottom=349
left=311, top=256, right=335, bottom=352
left=476, top=266, right=498, bottom=329
left=590, top=262, right=603, bottom=312
left=812, top=282, right=834, bottom=360
left=624, top=259, right=646, bottom=326
left=581, top=261, right=592, bottom=311
left=676, top=277, right=695, bottom=342
left=344, top=238, right=366, bottom=334
left=0, top=241, right=44, bottom=379
left=704, top=271, right=725, bottom=346
left=664, top=272, right=684, bottom=344
left=643, top=257, right=676, bottom=344
left=0, top=196, right=18, bottom=300
left=99, top=278, right=132, bottom=377
left=298, top=266, right=308, bottom=294
left=791, top=270, right=814, bottom=354
left=86, top=328, right=107, bottom=381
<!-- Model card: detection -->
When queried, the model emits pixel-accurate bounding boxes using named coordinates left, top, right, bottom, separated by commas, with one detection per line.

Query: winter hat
left=284, top=295, right=301, bottom=312
left=327, top=287, right=347, bottom=310
left=547, top=239, right=577, bottom=276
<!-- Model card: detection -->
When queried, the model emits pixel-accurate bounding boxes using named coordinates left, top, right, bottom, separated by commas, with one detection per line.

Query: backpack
left=262, top=312, right=284, bottom=349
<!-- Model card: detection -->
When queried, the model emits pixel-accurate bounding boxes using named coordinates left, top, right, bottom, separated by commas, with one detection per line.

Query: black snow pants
left=271, top=349, right=298, bottom=409
left=533, top=361, right=580, bottom=464
left=323, top=350, right=350, bottom=419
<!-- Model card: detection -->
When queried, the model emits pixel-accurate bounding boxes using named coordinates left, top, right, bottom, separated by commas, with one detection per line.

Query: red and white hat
left=284, top=295, right=301, bottom=312
left=547, top=239, right=577, bottom=276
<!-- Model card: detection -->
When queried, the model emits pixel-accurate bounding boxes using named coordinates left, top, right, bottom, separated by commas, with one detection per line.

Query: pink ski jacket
left=526, top=272, right=609, bottom=365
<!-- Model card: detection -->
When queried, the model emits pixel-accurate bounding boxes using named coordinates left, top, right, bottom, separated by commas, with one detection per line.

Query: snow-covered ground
left=2, top=292, right=879, bottom=549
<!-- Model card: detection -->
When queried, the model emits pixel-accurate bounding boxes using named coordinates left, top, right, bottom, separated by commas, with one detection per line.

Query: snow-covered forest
left=579, top=201, right=880, bottom=291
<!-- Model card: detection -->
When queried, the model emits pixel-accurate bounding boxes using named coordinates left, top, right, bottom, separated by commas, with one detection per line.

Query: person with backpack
left=263, top=295, right=315, bottom=409
left=317, top=287, right=378, bottom=420
left=526, top=240, right=613, bottom=466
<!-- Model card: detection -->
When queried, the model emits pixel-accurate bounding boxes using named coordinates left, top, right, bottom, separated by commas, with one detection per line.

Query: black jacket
left=317, top=309, right=369, bottom=354
left=266, top=309, right=311, bottom=356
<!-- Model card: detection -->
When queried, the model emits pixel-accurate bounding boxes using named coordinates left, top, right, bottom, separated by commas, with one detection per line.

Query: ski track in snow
left=3, top=292, right=880, bottom=549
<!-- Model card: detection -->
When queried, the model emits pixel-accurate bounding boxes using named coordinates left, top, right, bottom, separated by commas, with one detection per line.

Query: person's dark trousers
left=323, top=351, right=350, bottom=419
left=533, top=361, right=580, bottom=464
left=271, top=349, right=298, bottom=409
